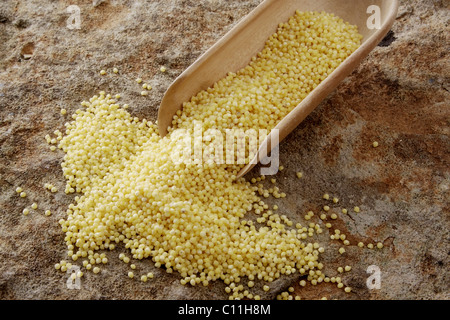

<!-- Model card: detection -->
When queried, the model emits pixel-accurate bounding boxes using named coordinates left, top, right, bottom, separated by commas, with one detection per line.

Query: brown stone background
left=0, top=0, right=448, bottom=300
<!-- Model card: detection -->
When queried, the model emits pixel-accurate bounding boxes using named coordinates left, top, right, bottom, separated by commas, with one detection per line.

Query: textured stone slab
left=0, top=0, right=448, bottom=300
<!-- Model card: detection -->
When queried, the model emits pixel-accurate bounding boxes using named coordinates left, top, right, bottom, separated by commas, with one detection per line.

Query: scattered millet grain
left=55, top=11, right=362, bottom=296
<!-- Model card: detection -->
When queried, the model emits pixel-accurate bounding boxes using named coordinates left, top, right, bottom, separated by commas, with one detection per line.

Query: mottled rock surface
left=0, top=0, right=448, bottom=300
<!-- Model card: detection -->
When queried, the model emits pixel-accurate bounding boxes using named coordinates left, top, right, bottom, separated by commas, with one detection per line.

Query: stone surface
left=0, top=0, right=448, bottom=300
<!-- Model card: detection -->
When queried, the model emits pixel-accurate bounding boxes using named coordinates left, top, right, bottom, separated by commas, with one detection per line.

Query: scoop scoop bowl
left=157, top=0, right=399, bottom=178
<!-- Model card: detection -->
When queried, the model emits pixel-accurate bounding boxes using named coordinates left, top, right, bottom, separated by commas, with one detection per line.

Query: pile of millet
left=54, top=11, right=364, bottom=299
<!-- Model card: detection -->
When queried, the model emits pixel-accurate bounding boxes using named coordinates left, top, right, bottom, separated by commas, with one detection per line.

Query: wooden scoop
left=157, top=0, right=399, bottom=178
